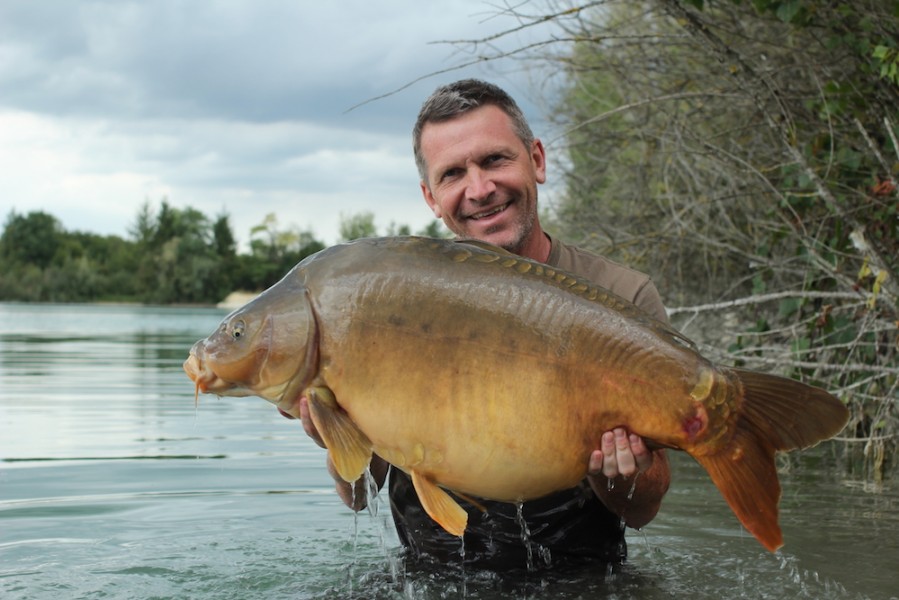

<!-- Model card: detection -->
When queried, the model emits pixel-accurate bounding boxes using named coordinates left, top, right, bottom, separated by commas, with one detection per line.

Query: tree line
left=0, top=200, right=446, bottom=304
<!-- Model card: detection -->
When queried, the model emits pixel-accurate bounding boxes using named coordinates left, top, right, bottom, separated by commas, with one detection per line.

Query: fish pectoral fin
left=410, top=470, right=468, bottom=537
left=306, top=386, right=372, bottom=482
left=449, top=490, right=488, bottom=513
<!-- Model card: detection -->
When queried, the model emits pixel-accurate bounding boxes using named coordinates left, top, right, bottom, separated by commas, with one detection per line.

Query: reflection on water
left=1, top=302, right=897, bottom=599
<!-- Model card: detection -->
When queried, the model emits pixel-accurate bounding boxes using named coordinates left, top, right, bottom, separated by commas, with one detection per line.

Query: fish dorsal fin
left=305, top=385, right=372, bottom=482
left=451, top=238, right=691, bottom=348
left=453, top=238, right=515, bottom=256
left=410, top=470, right=468, bottom=537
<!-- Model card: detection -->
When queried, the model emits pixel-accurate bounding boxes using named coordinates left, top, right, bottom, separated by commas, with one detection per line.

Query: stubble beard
left=494, top=194, right=538, bottom=256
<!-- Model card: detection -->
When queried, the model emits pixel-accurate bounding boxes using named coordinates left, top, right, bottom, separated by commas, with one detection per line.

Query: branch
left=345, top=1, right=599, bottom=113
left=657, top=0, right=899, bottom=304
left=430, top=1, right=603, bottom=46
left=667, top=290, right=873, bottom=315
left=716, top=354, right=899, bottom=377
left=548, top=91, right=745, bottom=148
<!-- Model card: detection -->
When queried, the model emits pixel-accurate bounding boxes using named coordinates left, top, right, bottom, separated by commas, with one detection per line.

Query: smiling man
left=415, top=100, right=548, bottom=260
left=300, top=79, right=671, bottom=570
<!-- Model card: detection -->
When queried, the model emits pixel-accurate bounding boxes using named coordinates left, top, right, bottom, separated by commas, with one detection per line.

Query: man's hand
left=287, top=395, right=388, bottom=509
left=297, top=396, right=326, bottom=448
left=586, top=427, right=670, bottom=530
left=587, top=427, right=653, bottom=478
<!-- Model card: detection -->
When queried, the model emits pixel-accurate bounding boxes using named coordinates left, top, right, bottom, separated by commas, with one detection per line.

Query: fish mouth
left=182, top=345, right=245, bottom=396
left=183, top=344, right=297, bottom=407
left=183, top=352, right=219, bottom=404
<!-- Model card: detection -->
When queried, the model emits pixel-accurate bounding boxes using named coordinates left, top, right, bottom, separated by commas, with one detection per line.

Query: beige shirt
left=546, top=235, right=668, bottom=324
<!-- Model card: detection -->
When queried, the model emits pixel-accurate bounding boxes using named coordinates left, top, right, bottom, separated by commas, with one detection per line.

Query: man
left=299, top=79, right=670, bottom=569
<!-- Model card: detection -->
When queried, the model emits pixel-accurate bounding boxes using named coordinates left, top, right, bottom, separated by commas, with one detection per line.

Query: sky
left=0, top=0, right=565, bottom=249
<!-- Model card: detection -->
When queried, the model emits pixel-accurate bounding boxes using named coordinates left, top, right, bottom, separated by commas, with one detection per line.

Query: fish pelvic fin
left=411, top=470, right=468, bottom=537
left=306, top=385, right=372, bottom=483
left=695, top=369, right=849, bottom=552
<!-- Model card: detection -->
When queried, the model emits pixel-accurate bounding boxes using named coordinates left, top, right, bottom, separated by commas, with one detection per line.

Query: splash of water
left=515, top=502, right=535, bottom=571
left=515, top=502, right=552, bottom=571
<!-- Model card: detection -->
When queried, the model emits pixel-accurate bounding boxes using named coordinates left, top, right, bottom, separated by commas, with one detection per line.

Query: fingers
left=629, top=432, right=654, bottom=473
left=595, top=428, right=653, bottom=479
left=299, top=396, right=327, bottom=448
left=588, top=449, right=604, bottom=475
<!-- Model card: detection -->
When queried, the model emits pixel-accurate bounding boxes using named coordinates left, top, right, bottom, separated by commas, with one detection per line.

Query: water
left=1, top=302, right=897, bottom=599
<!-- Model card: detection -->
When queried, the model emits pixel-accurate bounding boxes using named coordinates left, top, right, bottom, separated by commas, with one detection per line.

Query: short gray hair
left=413, top=79, right=534, bottom=183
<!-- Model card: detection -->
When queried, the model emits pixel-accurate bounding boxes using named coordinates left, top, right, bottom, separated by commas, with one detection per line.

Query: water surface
left=1, top=302, right=896, bottom=599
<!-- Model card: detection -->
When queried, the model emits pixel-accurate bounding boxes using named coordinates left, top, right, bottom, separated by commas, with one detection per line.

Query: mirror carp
left=184, top=236, right=849, bottom=552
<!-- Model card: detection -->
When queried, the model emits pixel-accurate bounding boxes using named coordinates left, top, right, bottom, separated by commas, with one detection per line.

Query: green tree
left=129, top=200, right=155, bottom=247
left=339, top=211, right=377, bottom=241
left=1, top=211, right=62, bottom=269
left=237, top=213, right=324, bottom=290
left=416, top=220, right=450, bottom=239
left=130, top=199, right=239, bottom=303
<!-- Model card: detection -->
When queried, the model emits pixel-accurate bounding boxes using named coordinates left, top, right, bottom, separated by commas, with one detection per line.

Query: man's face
left=419, top=105, right=546, bottom=253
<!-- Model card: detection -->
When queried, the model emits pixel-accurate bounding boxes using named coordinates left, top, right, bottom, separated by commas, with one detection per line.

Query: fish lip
left=182, top=353, right=204, bottom=385
left=183, top=350, right=224, bottom=394
left=465, top=200, right=511, bottom=221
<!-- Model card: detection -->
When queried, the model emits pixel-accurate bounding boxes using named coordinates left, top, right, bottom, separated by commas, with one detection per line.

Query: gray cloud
left=0, top=0, right=560, bottom=245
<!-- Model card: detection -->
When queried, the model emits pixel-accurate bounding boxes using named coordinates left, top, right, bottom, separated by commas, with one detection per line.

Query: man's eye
left=441, top=168, right=462, bottom=181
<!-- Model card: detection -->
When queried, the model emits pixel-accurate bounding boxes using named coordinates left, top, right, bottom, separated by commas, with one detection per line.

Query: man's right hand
left=298, top=396, right=327, bottom=448
left=292, top=395, right=389, bottom=509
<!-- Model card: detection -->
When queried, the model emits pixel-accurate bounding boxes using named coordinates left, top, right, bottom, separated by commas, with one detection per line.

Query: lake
left=1, top=302, right=896, bottom=599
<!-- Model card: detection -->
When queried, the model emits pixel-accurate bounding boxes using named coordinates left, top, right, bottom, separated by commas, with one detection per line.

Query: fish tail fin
left=694, top=369, right=849, bottom=552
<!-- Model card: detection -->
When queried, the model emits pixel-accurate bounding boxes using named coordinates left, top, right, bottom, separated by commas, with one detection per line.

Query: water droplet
left=515, top=502, right=536, bottom=571
left=627, top=473, right=640, bottom=501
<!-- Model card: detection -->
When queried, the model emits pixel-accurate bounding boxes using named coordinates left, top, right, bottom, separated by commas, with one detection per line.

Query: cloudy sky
left=0, top=1, right=565, bottom=248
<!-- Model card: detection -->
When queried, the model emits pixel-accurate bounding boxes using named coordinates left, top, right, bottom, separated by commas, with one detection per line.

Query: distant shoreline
left=0, top=290, right=261, bottom=311
left=216, top=291, right=260, bottom=311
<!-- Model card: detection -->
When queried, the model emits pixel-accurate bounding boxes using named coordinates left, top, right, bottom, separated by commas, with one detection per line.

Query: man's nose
left=465, top=167, right=496, bottom=202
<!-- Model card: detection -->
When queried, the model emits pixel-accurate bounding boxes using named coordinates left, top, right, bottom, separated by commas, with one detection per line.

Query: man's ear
left=421, top=181, right=442, bottom=218
left=531, top=138, right=547, bottom=184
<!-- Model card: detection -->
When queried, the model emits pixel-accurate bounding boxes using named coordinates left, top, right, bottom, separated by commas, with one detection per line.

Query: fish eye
left=231, top=320, right=245, bottom=339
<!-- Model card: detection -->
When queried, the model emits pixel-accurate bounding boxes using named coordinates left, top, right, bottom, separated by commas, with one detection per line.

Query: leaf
left=825, top=316, right=858, bottom=346
left=752, top=274, right=767, bottom=295
left=790, top=336, right=811, bottom=357
left=778, top=297, right=802, bottom=318
left=776, top=0, right=801, bottom=22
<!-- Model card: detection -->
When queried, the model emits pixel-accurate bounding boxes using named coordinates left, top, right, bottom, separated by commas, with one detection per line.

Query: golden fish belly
left=313, top=270, right=700, bottom=502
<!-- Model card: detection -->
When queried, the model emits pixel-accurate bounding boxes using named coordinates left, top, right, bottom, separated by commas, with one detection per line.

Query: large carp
left=183, top=236, right=848, bottom=552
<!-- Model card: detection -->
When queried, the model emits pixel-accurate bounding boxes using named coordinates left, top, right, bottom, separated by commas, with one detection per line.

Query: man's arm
left=586, top=428, right=671, bottom=530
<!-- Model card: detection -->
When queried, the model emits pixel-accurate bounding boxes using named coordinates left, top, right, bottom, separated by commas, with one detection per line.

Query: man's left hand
left=587, top=427, right=653, bottom=479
